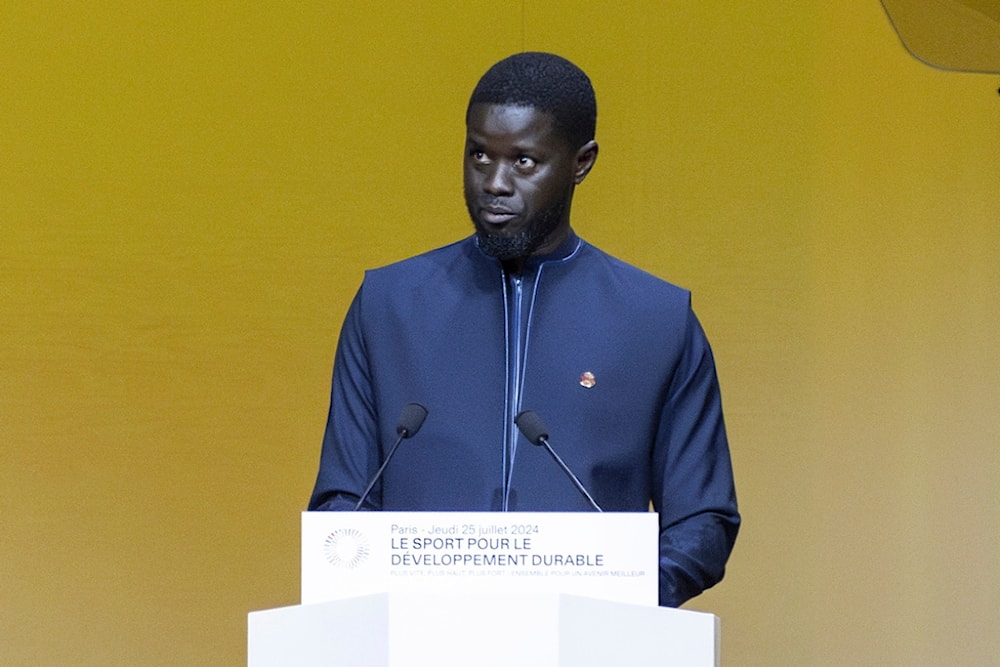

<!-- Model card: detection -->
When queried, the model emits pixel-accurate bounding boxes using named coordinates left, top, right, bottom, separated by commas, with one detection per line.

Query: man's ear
left=573, top=140, right=599, bottom=184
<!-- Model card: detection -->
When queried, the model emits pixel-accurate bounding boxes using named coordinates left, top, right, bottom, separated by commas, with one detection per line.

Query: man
left=309, top=52, right=739, bottom=607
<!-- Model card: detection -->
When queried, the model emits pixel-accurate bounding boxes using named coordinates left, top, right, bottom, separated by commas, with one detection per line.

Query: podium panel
left=248, top=512, right=721, bottom=666
left=302, top=511, right=659, bottom=606
left=248, top=593, right=719, bottom=667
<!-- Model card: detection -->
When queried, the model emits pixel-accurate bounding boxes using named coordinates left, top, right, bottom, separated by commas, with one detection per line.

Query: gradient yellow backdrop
left=2, top=2, right=997, bottom=665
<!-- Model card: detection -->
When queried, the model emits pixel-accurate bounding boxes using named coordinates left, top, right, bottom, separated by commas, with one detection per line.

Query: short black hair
left=466, top=52, right=597, bottom=149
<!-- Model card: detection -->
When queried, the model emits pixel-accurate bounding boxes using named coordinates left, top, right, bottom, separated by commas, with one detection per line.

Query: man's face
left=464, top=104, right=592, bottom=261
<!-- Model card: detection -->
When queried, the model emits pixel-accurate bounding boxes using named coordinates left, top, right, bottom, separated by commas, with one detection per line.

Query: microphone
left=354, top=403, right=428, bottom=510
left=514, top=410, right=603, bottom=512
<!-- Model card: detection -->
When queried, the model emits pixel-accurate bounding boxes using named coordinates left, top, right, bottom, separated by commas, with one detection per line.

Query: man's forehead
left=466, top=103, right=559, bottom=136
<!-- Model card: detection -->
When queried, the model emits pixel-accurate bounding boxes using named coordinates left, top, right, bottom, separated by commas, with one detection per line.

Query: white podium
left=248, top=592, right=719, bottom=666
left=248, top=512, right=720, bottom=666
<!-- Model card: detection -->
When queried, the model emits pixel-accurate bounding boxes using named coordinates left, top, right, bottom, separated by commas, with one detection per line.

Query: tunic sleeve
left=308, top=283, right=380, bottom=511
left=652, top=304, right=740, bottom=606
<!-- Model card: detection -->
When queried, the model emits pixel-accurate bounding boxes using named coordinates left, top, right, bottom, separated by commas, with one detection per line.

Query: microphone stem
left=354, top=431, right=407, bottom=511
left=540, top=438, right=603, bottom=512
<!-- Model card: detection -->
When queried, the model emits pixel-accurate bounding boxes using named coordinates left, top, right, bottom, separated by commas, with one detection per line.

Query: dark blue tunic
left=309, top=232, right=740, bottom=606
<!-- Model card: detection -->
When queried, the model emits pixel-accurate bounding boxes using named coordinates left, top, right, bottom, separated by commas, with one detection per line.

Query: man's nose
left=484, top=163, right=514, bottom=196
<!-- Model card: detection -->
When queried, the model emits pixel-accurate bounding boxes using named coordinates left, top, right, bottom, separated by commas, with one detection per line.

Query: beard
left=470, top=198, right=567, bottom=262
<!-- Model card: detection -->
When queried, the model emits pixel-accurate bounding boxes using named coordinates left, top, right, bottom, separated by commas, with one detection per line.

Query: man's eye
left=515, top=156, right=536, bottom=170
left=471, top=150, right=489, bottom=164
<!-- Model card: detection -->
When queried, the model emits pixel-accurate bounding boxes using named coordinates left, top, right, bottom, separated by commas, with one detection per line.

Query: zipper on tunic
left=501, top=271, right=525, bottom=511
left=497, top=237, right=582, bottom=511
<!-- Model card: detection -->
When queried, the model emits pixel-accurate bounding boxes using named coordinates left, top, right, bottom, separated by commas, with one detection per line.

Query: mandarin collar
left=472, top=230, right=583, bottom=272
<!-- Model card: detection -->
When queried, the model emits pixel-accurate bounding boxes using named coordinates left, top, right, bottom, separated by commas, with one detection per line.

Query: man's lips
left=480, top=205, right=518, bottom=226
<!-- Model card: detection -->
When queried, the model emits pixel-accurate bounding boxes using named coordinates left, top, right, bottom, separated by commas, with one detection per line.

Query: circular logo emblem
left=323, top=529, right=370, bottom=568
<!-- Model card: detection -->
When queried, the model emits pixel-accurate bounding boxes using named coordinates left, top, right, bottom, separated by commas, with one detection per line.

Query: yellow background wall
left=2, top=2, right=997, bottom=664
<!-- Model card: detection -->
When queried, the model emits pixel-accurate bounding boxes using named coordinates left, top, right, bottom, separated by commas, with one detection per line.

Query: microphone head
left=396, top=403, right=428, bottom=438
left=514, top=410, right=548, bottom=446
